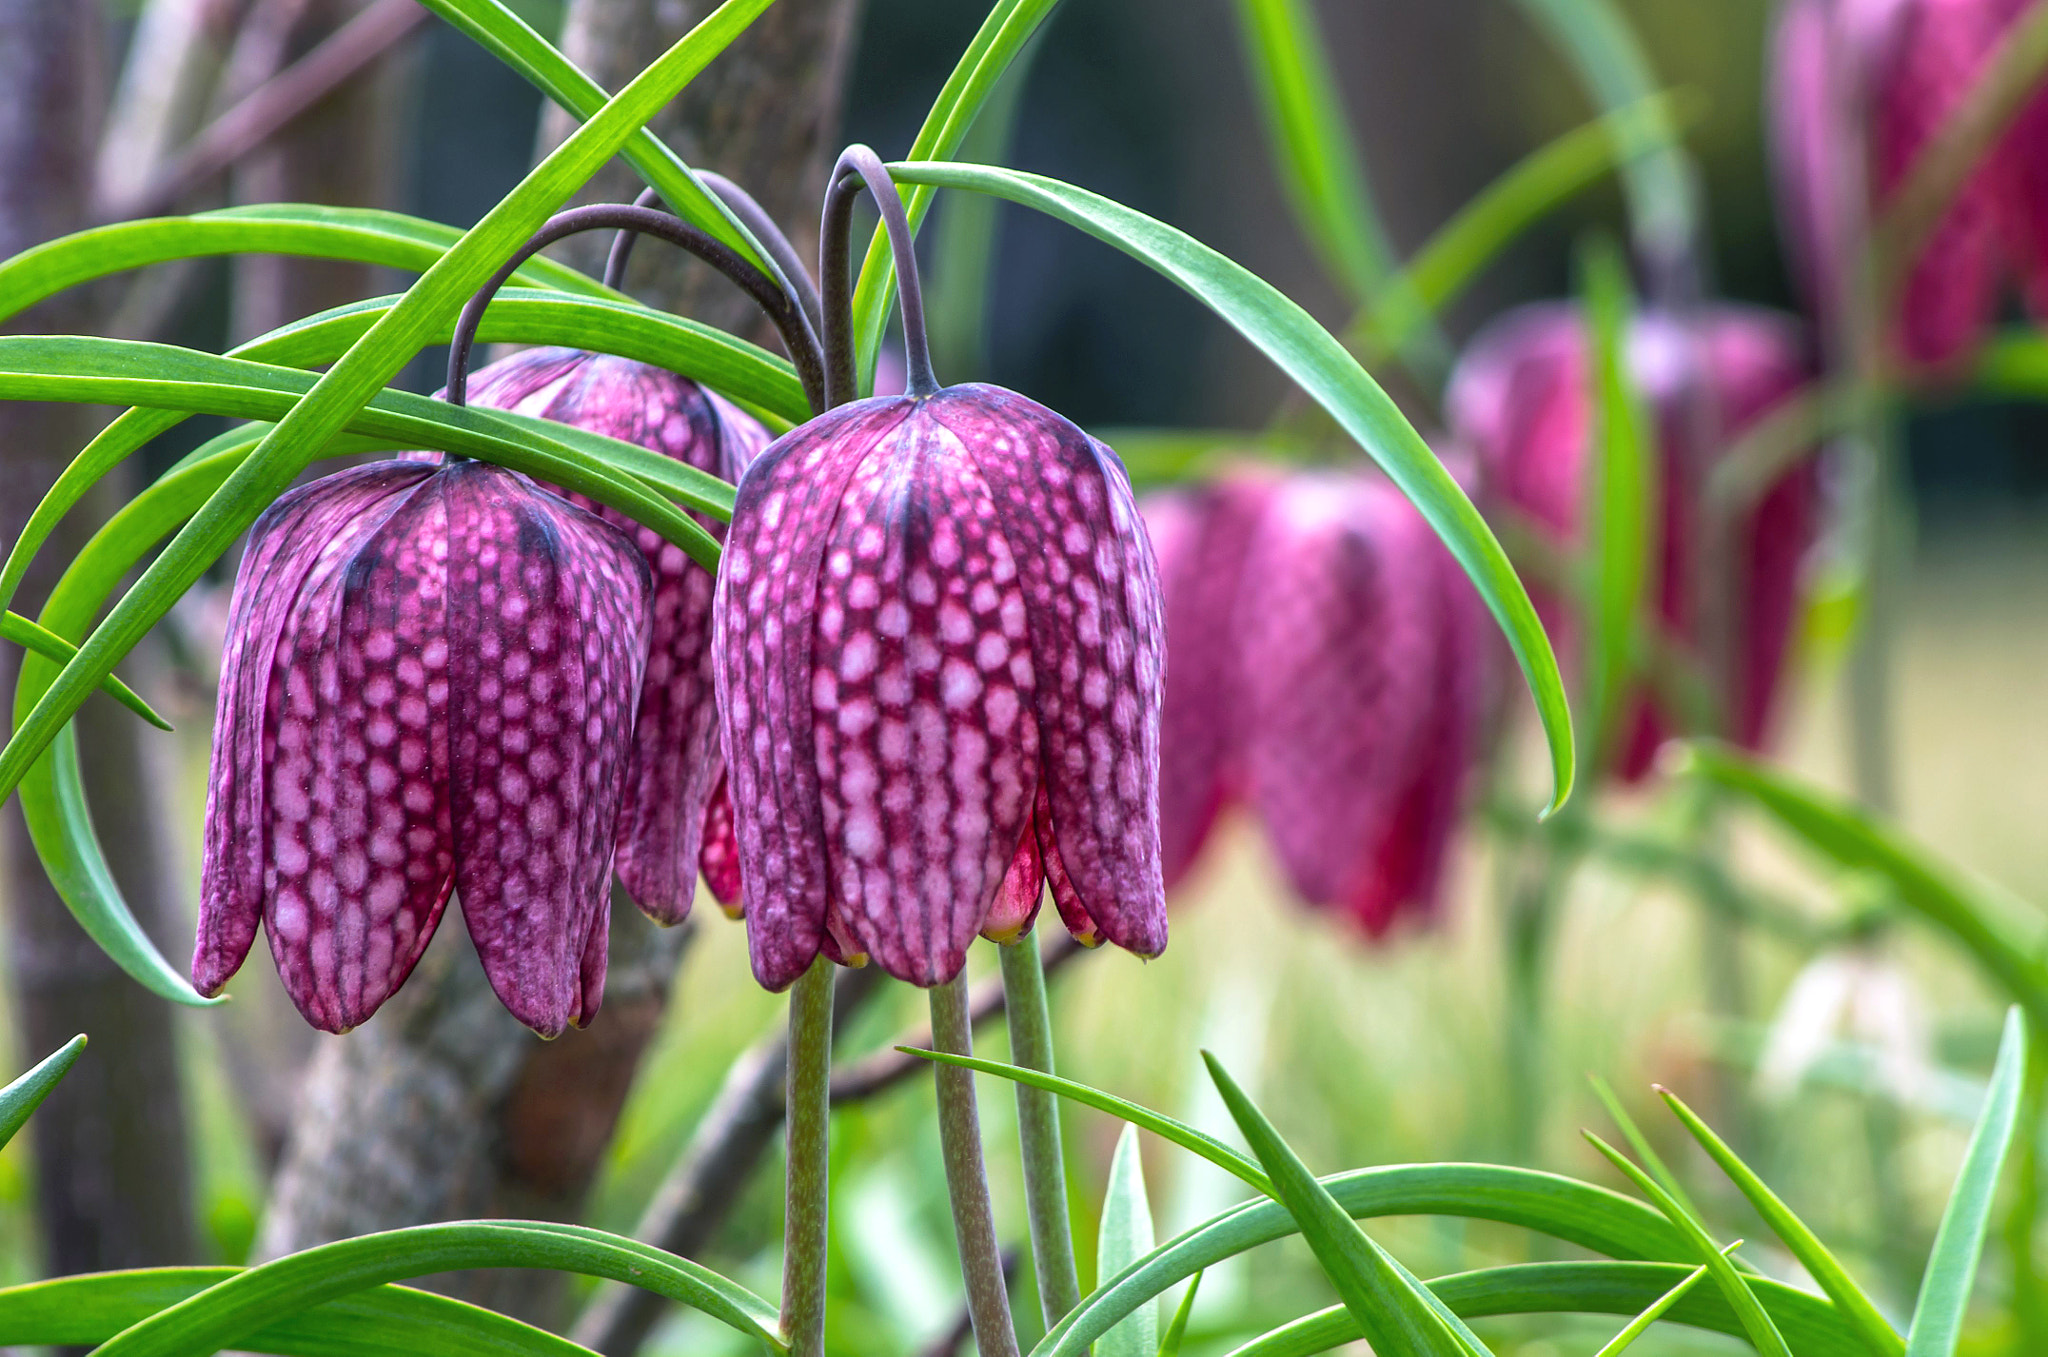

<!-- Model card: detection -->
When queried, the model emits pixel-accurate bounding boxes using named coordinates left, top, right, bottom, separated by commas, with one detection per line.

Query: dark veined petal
left=1995, top=0, right=2048, bottom=320
left=466, top=349, right=769, bottom=924
left=698, top=774, right=743, bottom=913
left=1236, top=476, right=1439, bottom=923
left=1144, top=469, right=1277, bottom=891
left=439, top=461, right=651, bottom=1038
left=806, top=400, right=1043, bottom=986
left=198, top=462, right=442, bottom=1013
left=931, top=386, right=1167, bottom=961
left=716, top=399, right=913, bottom=990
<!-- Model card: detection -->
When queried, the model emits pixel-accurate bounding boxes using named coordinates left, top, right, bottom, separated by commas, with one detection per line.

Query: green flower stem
left=781, top=958, right=835, bottom=1357
left=930, top=973, right=1021, bottom=1357
left=997, top=937, right=1081, bottom=1328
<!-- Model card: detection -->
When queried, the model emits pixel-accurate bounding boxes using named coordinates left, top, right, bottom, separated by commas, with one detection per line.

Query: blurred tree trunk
left=0, top=0, right=202, bottom=1280
left=253, top=0, right=861, bottom=1329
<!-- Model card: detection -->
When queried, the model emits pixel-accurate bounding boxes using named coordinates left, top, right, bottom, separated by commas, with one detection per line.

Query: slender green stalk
left=997, top=937, right=1081, bottom=1328
left=1502, top=832, right=1572, bottom=1165
left=2007, top=1040, right=2048, bottom=1356
left=930, top=974, right=1021, bottom=1357
left=781, top=959, right=835, bottom=1357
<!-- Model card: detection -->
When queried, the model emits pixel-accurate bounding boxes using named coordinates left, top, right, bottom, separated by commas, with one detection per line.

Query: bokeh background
left=2, top=1, right=2043, bottom=1354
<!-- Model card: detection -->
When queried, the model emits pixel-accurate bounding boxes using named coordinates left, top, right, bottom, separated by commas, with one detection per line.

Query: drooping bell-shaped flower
left=1232, top=474, right=1487, bottom=934
left=713, top=384, right=1167, bottom=990
left=1447, top=302, right=1819, bottom=780
left=1770, top=0, right=2006, bottom=367
left=447, top=347, right=768, bottom=924
left=195, top=459, right=652, bottom=1036
left=1141, top=469, right=1279, bottom=891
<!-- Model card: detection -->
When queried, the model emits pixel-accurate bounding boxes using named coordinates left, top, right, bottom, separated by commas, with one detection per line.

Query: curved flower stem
left=996, top=936, right=1081, bottom=1329
left=780, top=957, right=835, bottom=1357
left=819, top=144, right=938, bottom=406
left=446, top=201, right=829, bottom=415
left=929, top=973, right=1021, bottom=1357
left=609, top=179, right=826, bottom=341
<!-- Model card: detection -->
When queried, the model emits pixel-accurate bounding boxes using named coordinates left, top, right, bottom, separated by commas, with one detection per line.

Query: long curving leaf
left=1680, top=742, right=2048, bottom=1029
left=1585, top=1132, right=1792, bottom=1357
left=0, top=1034, right=83, bottom=1150
left=887, top=160, right=1576, bottom=810
left=903, top=1049, right=1271, bottom=1194
left=410, top=0, right=768, bottom=274
left=1031, top=1162, right=1706, bottom=1357
left=1578, top=237, right=1653, bottom=770
left=0, top=205, right=611, bottom=325
left=1905, top=1006, right=2029, bottom=1357
left=1098, top=1124, right=1160, bottom=1357
left=1205, top=1053, right=1476, bottom=1357
left=848, top=0, right=1065, bottom=387
left=84, top=1221, right=782, bottom=1356
left=0, top=612, right=168, bottom=729
left=0, top=0, right=771, bottom=819
left=1223, top=1260, right=1870, bottom=1357
left=0, top=1267, right=600, bottom=1357
left=1657, top=1086, right=1903, bottom=1357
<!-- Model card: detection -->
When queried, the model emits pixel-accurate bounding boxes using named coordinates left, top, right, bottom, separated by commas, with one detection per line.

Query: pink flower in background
left=713, top=385, right=1166, bottom=990
left=195, top=460, right=651, bottom=1036
left=439, top=348, right=768, bottom=925
left=1770, top=0, right=2006, bottom=367
left=1232, top=475, right=1487, bottom=935
left=1447, top=302, right=1819, bottom=780
left=1142, top=469, right=1280, bottom=891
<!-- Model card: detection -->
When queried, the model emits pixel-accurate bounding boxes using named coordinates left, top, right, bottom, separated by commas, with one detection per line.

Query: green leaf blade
left=1098, top=1124, right=1159, bottom=1357
left=0, top=1034, right=83, bottom=1149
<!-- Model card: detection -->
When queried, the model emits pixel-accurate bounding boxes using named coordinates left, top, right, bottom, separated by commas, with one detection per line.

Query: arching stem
left=446, top=202, right=828, bottom=415
left=780, top=958, right=834, bottom=1357
left=930, top=974, right=1021, bottom=1357
left=819, top=144, right=938, bottom=407
left=606, top=179, right=826, bottom=341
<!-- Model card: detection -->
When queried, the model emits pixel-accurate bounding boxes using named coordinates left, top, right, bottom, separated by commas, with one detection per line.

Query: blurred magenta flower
left=456, top=348, right=768, bottom=925
left=1232, top=475, right=1488, bottom=935
left=1447, top=302, right=1819, bottom=780
left=713, top=385, right=1167, bottom=990
left=1143, top=469, right=1280, bottom=891
left=1770, top=0, right=2006, bottom=367
left=195, top=459, right=652, bottom=1037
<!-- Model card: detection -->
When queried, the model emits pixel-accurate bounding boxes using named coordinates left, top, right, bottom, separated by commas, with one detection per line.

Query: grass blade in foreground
left=1587, top=1074, right=1699, bottom=1222
left=1591, top=1243, right=1732, bottom=1357
left=1098, top=1125, right=1159, bottom=1357
left=1585, top=1132, right=1791, bottom=1357
left=1657, top=1086, right=1903, bottom=1357
left=1204, top=1052, right=1476, bottom=1357
left=0, top=0, right=771, bottom=813
left=1156, top=1271, right=1200, bottom=1357
left=0, top=1267, right=598, bottom=1357
left=903, top=1049, right=1270, bottom=1194
left=0, top=613, right=168, bottom=729
left=1680, top=742, right=2048, bottom=1028
left=0, top=1034, right=83, bottom=1149
left=888, top=160, right=1574, bottom=811
left=1905, top=1007, right=2028, bottom=1357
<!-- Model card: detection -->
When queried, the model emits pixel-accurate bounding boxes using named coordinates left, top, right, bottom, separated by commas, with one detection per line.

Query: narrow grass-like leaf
left=0, top=205, right=610, bottom=324
left=1657, top=1085, right=1903, bottom=1357
left=903, top=1049, right=1269, bottom=1194
left=1228, top=0, right=1396, bottom=302
left=411, top=0, right=764, bottom=271
left=1591, top=1243, right=1735, bottom=1357
left=1587, top=1073, right=1698, bottom=1222
left=887, top=160, right=1575, bottom=811
left=0, top=0, right=770, bottom=821
left=1033, top=1163, right=1704, bottom=1356
left=1585, top=1132, right=1792, bottom=1357
left=1355, top=93, right=1699, bottom=358
left=1578, top=237, right=1653, bottom=769
left=86, top=1221, right=782, bottom=1357
left=1155, top=1271, right=1199, bottom=1357
left=1905, top=1006, right=2029, bottom=1356
left=1681, top=743, right=2048, bottom=1029
left=0, top=613, right=167, bottom=729
left=1217, top=1261, right=1868, bottom=1357
left=0, top=1266, right=599, bottom=1357
left=848, top=0, right=1064, bottom=386
left=1204, top=1052, right=1473, bottom=1357
left=0, top=1035, right=83, bottom=1150
left=1099, top=1124, right=1159, bottom=1357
